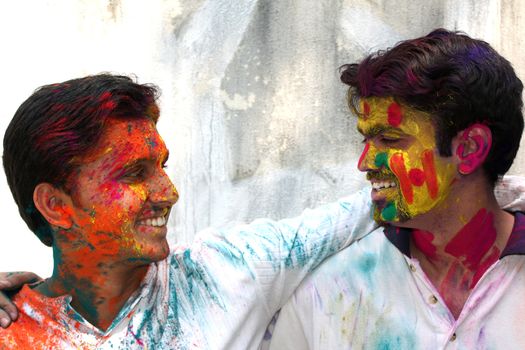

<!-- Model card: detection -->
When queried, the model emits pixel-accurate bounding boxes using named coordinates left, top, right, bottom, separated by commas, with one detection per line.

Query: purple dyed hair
left=341, top=28, right=524, bottom=185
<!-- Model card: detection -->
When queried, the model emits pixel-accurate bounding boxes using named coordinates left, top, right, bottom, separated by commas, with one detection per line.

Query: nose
left=149, top=168, right=179, bottom=206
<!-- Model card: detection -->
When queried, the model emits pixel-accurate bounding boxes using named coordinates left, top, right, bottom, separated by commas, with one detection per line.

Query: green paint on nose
left=381, top=202, right=397, bottom=221
left=374, top=152, right=389, bottom=169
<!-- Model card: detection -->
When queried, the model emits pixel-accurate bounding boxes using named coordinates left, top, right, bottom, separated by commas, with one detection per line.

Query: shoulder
left=0, top=289, right=52, bottom=348
left=291, top=227, right=405, bottom=301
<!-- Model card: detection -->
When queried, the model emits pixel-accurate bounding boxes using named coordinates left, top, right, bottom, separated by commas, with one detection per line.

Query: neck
left=404, top=174, right=515, bottom=318
left=35, top=245, right=149, bottom=331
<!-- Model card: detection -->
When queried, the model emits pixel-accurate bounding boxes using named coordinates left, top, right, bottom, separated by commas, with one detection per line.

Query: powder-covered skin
left=0, top=188, right=377, bottom=349
left=357, top=97, right=457, bottom=223
left=268, top=212, right=525, bottom=350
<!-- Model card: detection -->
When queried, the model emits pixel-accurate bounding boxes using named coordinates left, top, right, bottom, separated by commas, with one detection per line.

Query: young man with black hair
left=269, top=29, right=525, bottom=349
left=0, top=74, right=377, bottom=349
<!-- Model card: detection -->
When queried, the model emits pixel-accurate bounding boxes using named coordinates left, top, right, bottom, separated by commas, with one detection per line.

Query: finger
left=0, top=291, right=18, bottom=321
left=3, top=272, right=41, bottom=290
left=0, top=309, right=12, bottom=329
left=0, top=280, right=12, bottom=289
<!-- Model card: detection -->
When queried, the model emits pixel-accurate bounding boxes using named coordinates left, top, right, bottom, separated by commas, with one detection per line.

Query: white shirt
left=1, top=189, right=377, bottom=349
left=268, top=211, right=525, bottom=350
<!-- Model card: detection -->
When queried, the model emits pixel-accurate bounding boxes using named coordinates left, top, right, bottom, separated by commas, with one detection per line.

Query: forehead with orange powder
left=59, top=117, right=177, bottom=265
left=357, top=96, right=457, bottom=223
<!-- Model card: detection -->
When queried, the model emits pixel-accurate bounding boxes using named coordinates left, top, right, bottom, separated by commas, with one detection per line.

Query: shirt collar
left=384, top=211, right=525, bottom=258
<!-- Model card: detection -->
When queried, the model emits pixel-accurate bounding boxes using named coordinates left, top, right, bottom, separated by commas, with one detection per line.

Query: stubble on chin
left=372, top=196, right=412, bottom=226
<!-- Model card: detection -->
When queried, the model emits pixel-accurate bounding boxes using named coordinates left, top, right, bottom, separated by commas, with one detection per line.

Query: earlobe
left=33, top=183, right=73, bottom=229
left=455, top=123, right=492, bottom=175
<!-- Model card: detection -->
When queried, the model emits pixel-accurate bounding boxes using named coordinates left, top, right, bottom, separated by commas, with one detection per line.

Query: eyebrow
left=115, top=149, right=170, bottom=175
left=357, top=124, right=401, bottom=138
left=130, top=149, right=169, bottom=166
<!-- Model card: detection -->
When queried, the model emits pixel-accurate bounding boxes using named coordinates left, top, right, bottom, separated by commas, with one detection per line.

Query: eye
left=379, top=136, right=401, bottom=145
left=120, top=166, right=147, bottom=182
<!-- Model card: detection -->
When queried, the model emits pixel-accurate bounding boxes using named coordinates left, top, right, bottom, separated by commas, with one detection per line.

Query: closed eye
left=379, top=136, right=401, bottom=144
left=120, top=164, right=147, bottom=182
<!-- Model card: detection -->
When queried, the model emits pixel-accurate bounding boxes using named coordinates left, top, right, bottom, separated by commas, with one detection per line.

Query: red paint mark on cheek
left=387, top=102, right=403, bottom=127
left=444, top=209, right=497, bottom=270
left=408, top=168, right=425, bottom=186
left=389, top=150, right=440, bottom=203
left=357, top=142, right=370, bottom=170
left=413, top=229, right=436, bottom=257
left=421, top=150, right=438, bottom=199
left=389, top=153, right=414, bottom=203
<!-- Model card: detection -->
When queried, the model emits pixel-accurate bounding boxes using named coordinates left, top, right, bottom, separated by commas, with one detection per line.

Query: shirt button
left=450, top=333, right=457, bottom=342
left=428, top=295, right=438, bottom=304
left=409, top=264, right=416, bottom=272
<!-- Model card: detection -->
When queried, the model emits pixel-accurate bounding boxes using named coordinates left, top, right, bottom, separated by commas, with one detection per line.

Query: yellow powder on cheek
left=129, top=183, right=148, bottom=201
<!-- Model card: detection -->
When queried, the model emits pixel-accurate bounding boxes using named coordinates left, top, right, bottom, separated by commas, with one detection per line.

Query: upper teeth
left=139, top=216, right=166, bottom=227
left=372, top=181, right=396, bottom=190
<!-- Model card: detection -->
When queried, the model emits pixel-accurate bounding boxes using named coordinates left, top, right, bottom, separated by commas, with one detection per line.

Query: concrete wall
left=0, top=0, right=523, bottom=276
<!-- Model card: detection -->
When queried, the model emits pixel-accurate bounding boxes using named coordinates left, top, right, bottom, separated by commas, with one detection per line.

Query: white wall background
left=0, top=0, right=524, bottom=277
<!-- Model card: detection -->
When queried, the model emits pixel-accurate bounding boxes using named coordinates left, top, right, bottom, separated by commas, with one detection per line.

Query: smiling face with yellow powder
left=357, top=96, right=458, bottom=224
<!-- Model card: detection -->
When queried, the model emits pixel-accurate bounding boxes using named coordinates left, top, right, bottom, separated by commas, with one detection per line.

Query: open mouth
left=136, top=207, right=170, bottom=228
left=137, top=216, right=167, bottom=227
left=371, top=180, right=397, bottom=190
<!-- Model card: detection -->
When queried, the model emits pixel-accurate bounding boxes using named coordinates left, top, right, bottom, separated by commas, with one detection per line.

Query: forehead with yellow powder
left=357, top=97, right=435, bottom=148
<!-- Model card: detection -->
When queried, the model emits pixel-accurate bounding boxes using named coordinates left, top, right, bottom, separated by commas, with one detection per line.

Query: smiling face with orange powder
left=357, top=96, right=458, bottom=224
left=59, top=117, right=179, bottom=267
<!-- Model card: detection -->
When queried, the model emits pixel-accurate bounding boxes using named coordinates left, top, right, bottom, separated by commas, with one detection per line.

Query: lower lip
left=371, top=186, right=397, bottom=201
left=136, top=224, right=168, bottom=236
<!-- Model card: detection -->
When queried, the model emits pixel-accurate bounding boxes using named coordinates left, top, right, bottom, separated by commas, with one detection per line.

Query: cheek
left=85, top=184, right=147, bottom=232
left=388, top=149, right=440, bottom=205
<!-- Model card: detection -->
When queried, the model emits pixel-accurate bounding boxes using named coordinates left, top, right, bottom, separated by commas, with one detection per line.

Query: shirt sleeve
left=267, top=296, right=310, bottom=350
left=178, top=187, right=376, bottom=317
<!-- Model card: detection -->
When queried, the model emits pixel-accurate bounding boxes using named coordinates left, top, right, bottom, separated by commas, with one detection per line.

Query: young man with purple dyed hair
left=269, top=29, right=525, bottom=349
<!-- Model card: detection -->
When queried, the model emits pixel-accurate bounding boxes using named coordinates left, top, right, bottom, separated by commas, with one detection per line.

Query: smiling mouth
left=137, top=216, right=167, bottom=227
left=371, top=180, right=397, bottom=190
left=137, top=207, right=170, bottom=228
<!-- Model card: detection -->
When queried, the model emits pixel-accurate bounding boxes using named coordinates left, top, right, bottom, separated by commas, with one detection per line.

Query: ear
left=33, top=183, right=73, bottom=229
left=455, top=123, right=492, bottom=175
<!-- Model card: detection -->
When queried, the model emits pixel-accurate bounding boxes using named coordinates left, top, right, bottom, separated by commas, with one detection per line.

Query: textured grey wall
left=0, top=0, right=523, bottom=274
left=166, top=0, right=525, bottom=242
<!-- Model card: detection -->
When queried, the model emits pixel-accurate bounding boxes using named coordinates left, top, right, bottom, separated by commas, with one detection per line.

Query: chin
left=127, top=241, right=171, bottom=266
left=373, top=202, right=412, bottom=226
left=147, top=242, right=171, bottom=262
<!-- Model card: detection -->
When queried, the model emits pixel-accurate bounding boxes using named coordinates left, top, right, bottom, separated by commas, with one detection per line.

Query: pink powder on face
left=357, top=142, right=370, bottom=170
left=387, top=102, right=403, bottom=127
